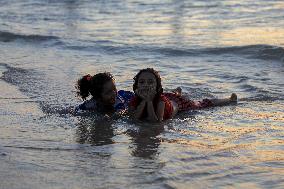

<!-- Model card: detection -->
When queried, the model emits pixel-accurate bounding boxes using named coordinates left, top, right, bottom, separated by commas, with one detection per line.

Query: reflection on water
left=62, top=0, right=81, bottom=38
left=127, top=124, right=164, bottom=159
left=76, top=115, right=165, bottom=159
left=221, top=28, right=284, bottom=46
left=76, top=116, right=114, bottom=146
left=1, top=0, right=283, bottom=48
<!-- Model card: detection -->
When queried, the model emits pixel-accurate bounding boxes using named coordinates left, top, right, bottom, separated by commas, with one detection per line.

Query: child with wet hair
left=129, top=68, right=237, bottom=122
left=75, top=72, right=134, bottom=114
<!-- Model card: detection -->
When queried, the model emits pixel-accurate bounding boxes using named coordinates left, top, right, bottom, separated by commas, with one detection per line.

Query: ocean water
left=0, top=0, right=283, bottom=188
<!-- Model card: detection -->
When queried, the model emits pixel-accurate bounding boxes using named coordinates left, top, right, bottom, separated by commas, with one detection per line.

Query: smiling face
left=99, top=80, right=117, bottom=105
left=137, top=72, right=157, bottom=91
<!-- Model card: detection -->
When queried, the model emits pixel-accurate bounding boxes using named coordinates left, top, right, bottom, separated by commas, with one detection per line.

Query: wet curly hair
left=133, top=68, right=163, bottom=97
left=76, top=72, right=114, bottom=100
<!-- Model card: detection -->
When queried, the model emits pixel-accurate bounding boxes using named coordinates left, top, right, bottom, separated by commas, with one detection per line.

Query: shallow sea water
left=0, top=0, right=284, bottom=188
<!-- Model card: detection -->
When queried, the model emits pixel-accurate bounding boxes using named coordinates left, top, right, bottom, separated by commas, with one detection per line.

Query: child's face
left=137, top=72, right=157, bottom=91
left=100, top=80, right=117, bottom=105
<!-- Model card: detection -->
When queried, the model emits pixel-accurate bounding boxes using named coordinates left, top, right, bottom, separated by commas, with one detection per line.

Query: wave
left=148, top=44, right=284, bottom=62
left=65, top=41, right=284, bottom=62
left=241, top=94, right=284, bottom=102
left=1, top=30, right=283, bottom=62
left=3, top=145, right=78, bottom=151
left=0, top=30, right=60, bottom=43
left=159, top=44, right=284, bottom=62
left=204, top=45, right=284, bottom=62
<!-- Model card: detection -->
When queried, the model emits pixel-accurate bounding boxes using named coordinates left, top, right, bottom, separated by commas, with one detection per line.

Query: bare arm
left=144, top=89, right=164, bottom=122
left=129, top=100, right=146, bottom=120
left=146, top=101, right=158, bottom=122
left=155, top=101, right=165, bottom=122
left=211, top=93, right=238, bottom=106
left=210, top=98, right=231, bottom=106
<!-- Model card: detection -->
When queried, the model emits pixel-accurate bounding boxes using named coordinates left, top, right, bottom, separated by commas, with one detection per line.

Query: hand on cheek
left=146, top=89, right=156, bottom=101
left=136, top=87, right=156, bottom=101
left=135, top=89, right=147, bottom=99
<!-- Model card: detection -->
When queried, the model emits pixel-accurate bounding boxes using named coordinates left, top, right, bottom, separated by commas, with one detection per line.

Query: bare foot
left=230, top=93, right=237, bottom=102
left=172, top=87, right=182, bottom=96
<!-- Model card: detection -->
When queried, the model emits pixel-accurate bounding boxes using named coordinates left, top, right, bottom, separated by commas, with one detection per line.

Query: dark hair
left=76, top=72, right=114, bottom=100
left=132, top=68, right=163, bottom=118
left=133, top=68, right=163, bottom=96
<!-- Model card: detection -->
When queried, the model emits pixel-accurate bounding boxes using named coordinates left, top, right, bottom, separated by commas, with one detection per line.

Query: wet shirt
left=164, top=93, right=213, bottom=111
left=75, top=90, right=134, bottom=113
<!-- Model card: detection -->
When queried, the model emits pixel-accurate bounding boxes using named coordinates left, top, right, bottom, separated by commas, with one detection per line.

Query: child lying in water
left=129, top=68, right=237, bottom=122
left=75, top=72, right=134, bottom=114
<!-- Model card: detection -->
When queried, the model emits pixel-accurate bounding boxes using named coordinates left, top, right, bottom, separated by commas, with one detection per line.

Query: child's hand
left=135, top=87, right=156, bottom=101
left=135, top=89, right=148, bottom=100
left=145, top=87, right=156, bottom=101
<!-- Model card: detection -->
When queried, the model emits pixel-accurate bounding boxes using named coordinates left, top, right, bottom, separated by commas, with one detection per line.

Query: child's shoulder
left=75, top=98, right=97, bottom=112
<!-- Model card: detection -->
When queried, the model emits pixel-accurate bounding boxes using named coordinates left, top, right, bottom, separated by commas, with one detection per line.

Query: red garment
left=160, top=94, right=174, bottom=119
left=129, top=95, right=174, bottom=120
left=164, top=93, right=213, bottom=111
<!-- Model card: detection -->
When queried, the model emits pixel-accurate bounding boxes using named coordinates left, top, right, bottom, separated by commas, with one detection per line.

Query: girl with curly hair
left=129, top=68, right=237, bottom=122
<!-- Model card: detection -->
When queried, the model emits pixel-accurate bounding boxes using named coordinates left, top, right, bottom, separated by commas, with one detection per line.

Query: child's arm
left=129, top=100, right=146, bottom=119
left=145, top=89, right=165, bottom=122
left=155, top=101, right=165, bottom=122
left=146, top=101, right=158, bottom=121
left=211, top=93, right=238, bottom=106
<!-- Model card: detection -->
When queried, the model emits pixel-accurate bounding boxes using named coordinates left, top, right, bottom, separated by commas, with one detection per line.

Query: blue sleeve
left=78, top=102, right=87, bottom=110
left=74, top=102, right=87, bottom=113
left=74, top=98, right=97, bottom=113
left=118, top=90, right=134, bottom=102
